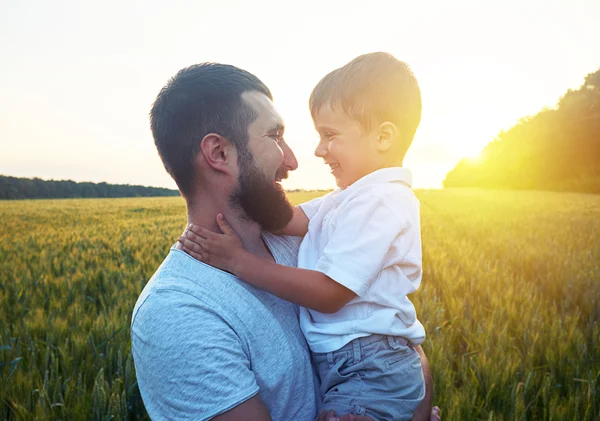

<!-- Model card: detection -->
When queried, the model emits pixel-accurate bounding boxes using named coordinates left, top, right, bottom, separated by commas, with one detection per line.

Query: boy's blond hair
left=309, top=52, right=422, bottom=152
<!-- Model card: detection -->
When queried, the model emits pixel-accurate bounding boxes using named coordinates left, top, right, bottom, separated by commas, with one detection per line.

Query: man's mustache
left=276, top=168, right=289, bottom=181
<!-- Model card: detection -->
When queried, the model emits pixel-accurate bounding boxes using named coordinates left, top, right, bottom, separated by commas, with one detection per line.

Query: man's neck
left=185, top=196, right=273, bottom=261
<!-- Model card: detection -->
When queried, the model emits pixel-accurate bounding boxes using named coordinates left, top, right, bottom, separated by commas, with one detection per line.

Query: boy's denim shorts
left=312, top=334, right=425, bottom=421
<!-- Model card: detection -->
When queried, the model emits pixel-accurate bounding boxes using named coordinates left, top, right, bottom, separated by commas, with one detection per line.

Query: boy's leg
left=360, top=336, right=425, bottom=420
left=314, top=335, right=425, bottom=421
left=313, top=346, right=364, bottom=416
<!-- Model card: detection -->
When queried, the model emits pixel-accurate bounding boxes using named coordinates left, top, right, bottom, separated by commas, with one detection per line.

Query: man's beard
left=230, top=154, right=294, bottom=232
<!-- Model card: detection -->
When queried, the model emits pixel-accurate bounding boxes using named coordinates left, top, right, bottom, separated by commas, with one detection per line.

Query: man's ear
left=376, top=121, right=399, bottom=152
left=198, top=133, right=236, bottom=175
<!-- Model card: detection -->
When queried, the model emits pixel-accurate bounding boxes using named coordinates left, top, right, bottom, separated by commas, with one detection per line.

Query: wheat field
left=1, top=189, right=598, bottom=420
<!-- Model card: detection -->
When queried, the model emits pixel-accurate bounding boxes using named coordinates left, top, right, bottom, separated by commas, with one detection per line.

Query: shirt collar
left=331, top=167, right=412, bottom=203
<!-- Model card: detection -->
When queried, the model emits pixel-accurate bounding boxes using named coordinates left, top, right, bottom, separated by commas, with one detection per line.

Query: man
left=131, top=63, right=439, bottom=421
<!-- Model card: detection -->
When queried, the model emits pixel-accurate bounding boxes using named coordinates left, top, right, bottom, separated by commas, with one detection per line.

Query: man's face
left=230, top=91, right=298, bottom=231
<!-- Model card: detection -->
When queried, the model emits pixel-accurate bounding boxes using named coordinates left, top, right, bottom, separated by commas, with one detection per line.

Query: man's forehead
left=242, top=91, right=284, bottom=132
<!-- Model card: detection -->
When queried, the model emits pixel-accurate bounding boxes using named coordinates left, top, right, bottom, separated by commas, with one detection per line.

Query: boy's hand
left=315, top=407, right=440, bottom=421
left=316, top=410, right=374, bottom=421
left=178, top=214, right=243, bottom=274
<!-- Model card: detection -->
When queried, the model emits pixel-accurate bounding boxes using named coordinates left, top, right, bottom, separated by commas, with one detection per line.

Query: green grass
left=1, top=190, right=599, bottom=420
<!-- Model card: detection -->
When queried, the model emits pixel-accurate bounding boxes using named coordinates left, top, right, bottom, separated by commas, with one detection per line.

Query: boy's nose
left=314, top=140, right=328, bottom=158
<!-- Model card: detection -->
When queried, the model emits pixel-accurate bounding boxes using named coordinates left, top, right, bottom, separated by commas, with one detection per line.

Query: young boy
left=180, top=52, right=426, bottom=421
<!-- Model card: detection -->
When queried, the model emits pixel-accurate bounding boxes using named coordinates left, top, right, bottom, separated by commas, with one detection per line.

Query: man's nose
left=314, top=139, right=328, bottom=158
left=281, top=142, right=298, bottom=171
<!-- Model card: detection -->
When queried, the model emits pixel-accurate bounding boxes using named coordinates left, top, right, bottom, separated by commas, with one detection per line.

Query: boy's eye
left=325, top=133, right=335, bottom=141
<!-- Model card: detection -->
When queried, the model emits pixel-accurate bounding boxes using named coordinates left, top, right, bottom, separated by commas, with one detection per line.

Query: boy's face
left=313, top=104, right=380, bottom=189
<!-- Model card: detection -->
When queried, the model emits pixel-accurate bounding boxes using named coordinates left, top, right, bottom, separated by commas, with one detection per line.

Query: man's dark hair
left=150, top=63, right=272, bottom=195
left=309, top=52, right=422, bottom=149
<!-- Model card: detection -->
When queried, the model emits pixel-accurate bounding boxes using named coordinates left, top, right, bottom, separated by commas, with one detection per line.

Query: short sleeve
left=314, top=194, right=410, bottom=297
left=299, top=194, right=327, bottom=220
left=131, top=289, right=259, bottom=421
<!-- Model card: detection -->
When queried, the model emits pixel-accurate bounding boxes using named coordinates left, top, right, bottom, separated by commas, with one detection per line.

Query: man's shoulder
left=129, top=251, right=261, bottom=421
left=131, top=249, right=239, bottom=328
left=262, top=232, right=302, bottom=266
left=131, top=244, right=300, bottom=333
left=130, top=248, right=319, bottom=421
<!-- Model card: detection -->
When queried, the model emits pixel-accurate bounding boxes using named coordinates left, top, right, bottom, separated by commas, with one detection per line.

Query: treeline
left=0, top=175, right=180, bottom=200
left=444, top=68, right=600, bottom=193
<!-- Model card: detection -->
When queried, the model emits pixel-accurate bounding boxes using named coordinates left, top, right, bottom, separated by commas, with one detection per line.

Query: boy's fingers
left=188, top=224, right=210, bottom=239
left=216, top=213, right=234, bottom=235
left=182, top=245, right=204, bottom=262
left=185, top=228, right=209, bottom=244
left=179, top=236, right=204, bottom=255
left=178, top=237, right=204, bottom=260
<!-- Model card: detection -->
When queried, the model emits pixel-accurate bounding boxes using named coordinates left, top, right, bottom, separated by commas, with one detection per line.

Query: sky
left=1, top=0, right=598, bottom=190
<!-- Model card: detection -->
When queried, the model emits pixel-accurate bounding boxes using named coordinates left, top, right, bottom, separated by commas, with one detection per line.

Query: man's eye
left=271, top=134, right=284, bottom=143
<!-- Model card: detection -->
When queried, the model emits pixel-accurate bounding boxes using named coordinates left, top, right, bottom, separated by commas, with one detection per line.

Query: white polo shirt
left=298, top=167, right=426, bottom=353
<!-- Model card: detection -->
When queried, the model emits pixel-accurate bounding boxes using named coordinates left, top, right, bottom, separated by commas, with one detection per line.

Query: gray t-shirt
left=131, top=233, right=319, bottom=421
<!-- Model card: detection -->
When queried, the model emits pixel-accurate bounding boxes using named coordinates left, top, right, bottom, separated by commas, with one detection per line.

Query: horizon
left=1, top=0, right=598, bottom=190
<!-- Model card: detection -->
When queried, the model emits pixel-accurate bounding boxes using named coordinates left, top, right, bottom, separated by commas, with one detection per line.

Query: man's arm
left=212, top=395, right=271, bottom=421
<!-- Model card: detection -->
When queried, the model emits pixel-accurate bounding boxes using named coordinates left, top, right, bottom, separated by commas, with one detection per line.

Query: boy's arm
left=273, top=193, right=327, bottom=236
left=232, top=248, right=356, bottom=314
left=181, top=190, right=412, bottom=314
left=272, top=206, right=309, bottom=237
left=180, top=215, right=356, bottom=314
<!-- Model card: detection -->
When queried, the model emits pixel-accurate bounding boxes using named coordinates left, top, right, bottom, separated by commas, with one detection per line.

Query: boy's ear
left=376, top=121, right=399, bottom=152
left=197, top=133, right=236, bottom=175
